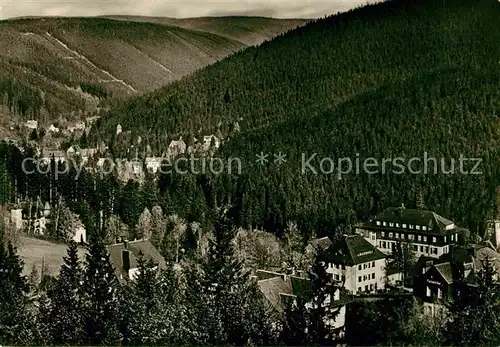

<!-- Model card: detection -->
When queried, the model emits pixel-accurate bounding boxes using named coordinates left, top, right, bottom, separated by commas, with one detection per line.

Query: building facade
left=356, top=206, right=462, bottom=259
left=323, top=234, right=387, bottom=295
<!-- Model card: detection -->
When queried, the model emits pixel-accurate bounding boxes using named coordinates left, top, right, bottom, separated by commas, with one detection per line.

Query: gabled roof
left=107, top=239, right=165, bottom=282
left=306, top=236, right=333, bottom=253
left=367, top=207, right=457, bottom=234
left=322, top=234, right=387, bottom=266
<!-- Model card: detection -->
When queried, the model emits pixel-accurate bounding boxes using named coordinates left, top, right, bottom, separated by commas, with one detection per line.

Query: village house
left=40, top=149, right=67, bottom=164
left=323, top=234, right=387, bottom=295
left=412, top=243, right=500, bottom=316
left=145, top=157, right=163, bottom=174
left=67, top=121, right=86, bottom=133
left=107, top=239, right=166, bottom=283
left=164, top=137, right=187, bottom=158
left=47, top=124, right=60, bottom=133
left=202, top=135, right=221, bottom=152
left=116, top=124, right=123, bottom=136
left=25, top=120, right=38, bottom=130
left=255, top=269, right=346, bottom=335
left=66, top=145, right=97, bottom=164
left=356, top=206, right=463, bottom=259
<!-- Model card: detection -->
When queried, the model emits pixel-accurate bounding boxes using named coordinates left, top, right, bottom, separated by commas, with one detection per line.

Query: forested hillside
left=0, top=16, right=301, bottom=128
left=88, top=0, right=500, bottom=237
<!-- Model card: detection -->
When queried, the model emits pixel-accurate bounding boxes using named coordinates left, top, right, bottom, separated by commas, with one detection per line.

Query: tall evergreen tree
left=0, top=232, right=30, bottom=345
left=45, top=240, right=84, bottom=344
left=83, top=235, right=121, bottom=345
left=306, top=250, right=342, bottom=345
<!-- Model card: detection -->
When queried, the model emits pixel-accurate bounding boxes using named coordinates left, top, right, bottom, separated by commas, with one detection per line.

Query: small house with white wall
left=323, top=234, right=387, bottom=295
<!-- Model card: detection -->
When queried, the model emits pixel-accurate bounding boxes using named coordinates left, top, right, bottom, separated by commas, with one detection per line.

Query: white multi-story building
left=356, top=206, right=461, bottom=259
left=323, top=234, right=387, bottom=295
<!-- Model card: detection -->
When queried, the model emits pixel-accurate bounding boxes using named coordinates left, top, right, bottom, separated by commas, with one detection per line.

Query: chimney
left=122, top=249, right=130, bottom=273
left=124, top=239, right=129, bottom=249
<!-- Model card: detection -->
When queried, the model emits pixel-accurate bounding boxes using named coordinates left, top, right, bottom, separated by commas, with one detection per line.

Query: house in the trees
left=413, top=244, right=500, bottom=315
left=202, top=135, right=221, bottom=152
left=322, top=234, right=387, bottom=295
left=356, top=206, right=464, bottom=259
left=165, top=137, right=187, bottom=158
left=255, top=270, right=346, bottom=336
left=25, top=120, right=38, bottom=130
left=145, top=157, right=162, bottom=173
left=107, top=239, right=166, bottom=282
left=41, top=149, right=67, bottom=164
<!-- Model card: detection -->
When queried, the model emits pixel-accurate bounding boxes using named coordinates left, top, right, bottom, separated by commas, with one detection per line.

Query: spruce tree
left=306, top=249, right=342, bottom=345
left=0, top=233, right=30, bottom=345
left=83, top=235, right=121, bottom=345
left=46, top=240, right=84, bottom=344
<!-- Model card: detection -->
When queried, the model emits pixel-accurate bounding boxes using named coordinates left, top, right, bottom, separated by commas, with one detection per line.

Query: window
left=425, top=246, right=429, bottom=253
left=408, top=234, right=414, bottom=240
left=432, top=247, right=438, bottom=255
left=382, top=241, right=387, bottom=248
left=395, top=233, right=399, bottom=239
left=418, top=235, right=422, bottom=241
left=423, top=236, right=427, bottom=242
left=420, top=246, right=424, bottom=252
left=341, top=265, right=345, bottom=270
left=376, top=221, right=381, bottom=226
left=416, top=225, right=421, bottom=230
left=370, top=284, right=374, bottom=290
left=365, top=285, right=369, bottom=292
left=437, top=288, right=442, bottom=299
left=444, top=236, right=447, bottom=243
left=334, top=274, right=339, bottom=280
left=396, top=223, right=400, bottom=227
left=358, top=265, right=362, bottom=270
left=423, top=226, right=427, bottom=231
left=426, top=286, right=431, bottom=297
left=363, top=275, right=367, bottom=281
left=389, top=222, right=394, bottom=227
left=371, top=234, right=376, bottom=241
left=409, top=224, right=414, bottom=229
left=381, top=231, right=385, bottom=237
left=402, top=224, right=407, bottom=228
left=358, top=276, right=362, bottom=282
left=358, top=287, right=362, bottom=292
left=389, top=232, right=393, bottom=238
left=372, top=261, right=375, bottom=267
left=414, top=245, right=418, bottom=251
left=382, top=222, right=387, bottom=226
left=372, top=273, right=375, bottom=279
left=433, top=237, right=437, bottom=243
left=401, top=233, right=405, bottom=239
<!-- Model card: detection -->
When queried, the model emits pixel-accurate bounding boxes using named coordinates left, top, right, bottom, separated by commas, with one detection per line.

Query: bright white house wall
left=327, top=258, right=386, bottom=295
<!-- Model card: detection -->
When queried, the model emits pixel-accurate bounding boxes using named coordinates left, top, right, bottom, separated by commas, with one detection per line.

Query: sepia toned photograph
left=0, top=0, right=499, bottom=345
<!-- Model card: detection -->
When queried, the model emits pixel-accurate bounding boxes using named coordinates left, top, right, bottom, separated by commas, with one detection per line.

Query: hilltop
left=88, top=0, right=500, bottom=236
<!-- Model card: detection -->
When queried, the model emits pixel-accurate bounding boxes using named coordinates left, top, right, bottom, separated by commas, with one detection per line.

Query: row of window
left=333, top=274, right=345, bottom=282
left=358, top=273, right=376, bottom=283
left=381, top=231, right=439, bottom=243
left=358, top=261, right=376, bottom=270
left=375, top=220, right=431, bottom=231
left=358, top=283, right=376, bottom=293
left=379, top=241, right=441, bottom=255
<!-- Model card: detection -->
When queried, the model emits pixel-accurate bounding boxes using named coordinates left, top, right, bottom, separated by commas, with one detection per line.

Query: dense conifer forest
left=87, top=0, right=500, bottom=237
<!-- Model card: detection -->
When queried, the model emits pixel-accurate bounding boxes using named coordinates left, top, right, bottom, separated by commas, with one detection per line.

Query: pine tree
left=0, top=233, right=30, bottom=345
left=445, top=258, right=500, bottom=345
left=306, top=249, right=342, bottom=345
left=281, top=295, right=309, bottom=345
left=83, top=235, right=121, bottom=345
left=45, top=240, right=84, bottom=344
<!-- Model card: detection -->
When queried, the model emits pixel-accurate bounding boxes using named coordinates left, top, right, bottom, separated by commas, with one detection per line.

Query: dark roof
left=322, top=234, right=387, bottom=266
left=307, top=237, right=333, bottom=253
left=366, top=207, right=458, bottom=234
left=107, top=239, right=165, bottom=282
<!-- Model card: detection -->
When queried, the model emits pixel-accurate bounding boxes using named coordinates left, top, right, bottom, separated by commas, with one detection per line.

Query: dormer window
left=376, top=221, right=381, bottom=226
left=409, top=224, right=414, bottom=229
left=389, top=222, right=394, bottom=227
left=396, top=223, right=400, bottom=227
left=382, top=222, right=387, bottom=226
left=422, top=226, right=427, bottom=231
left=416, top=225, right=421, bottom=230
left=402, top=224, right=407, bottom=228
